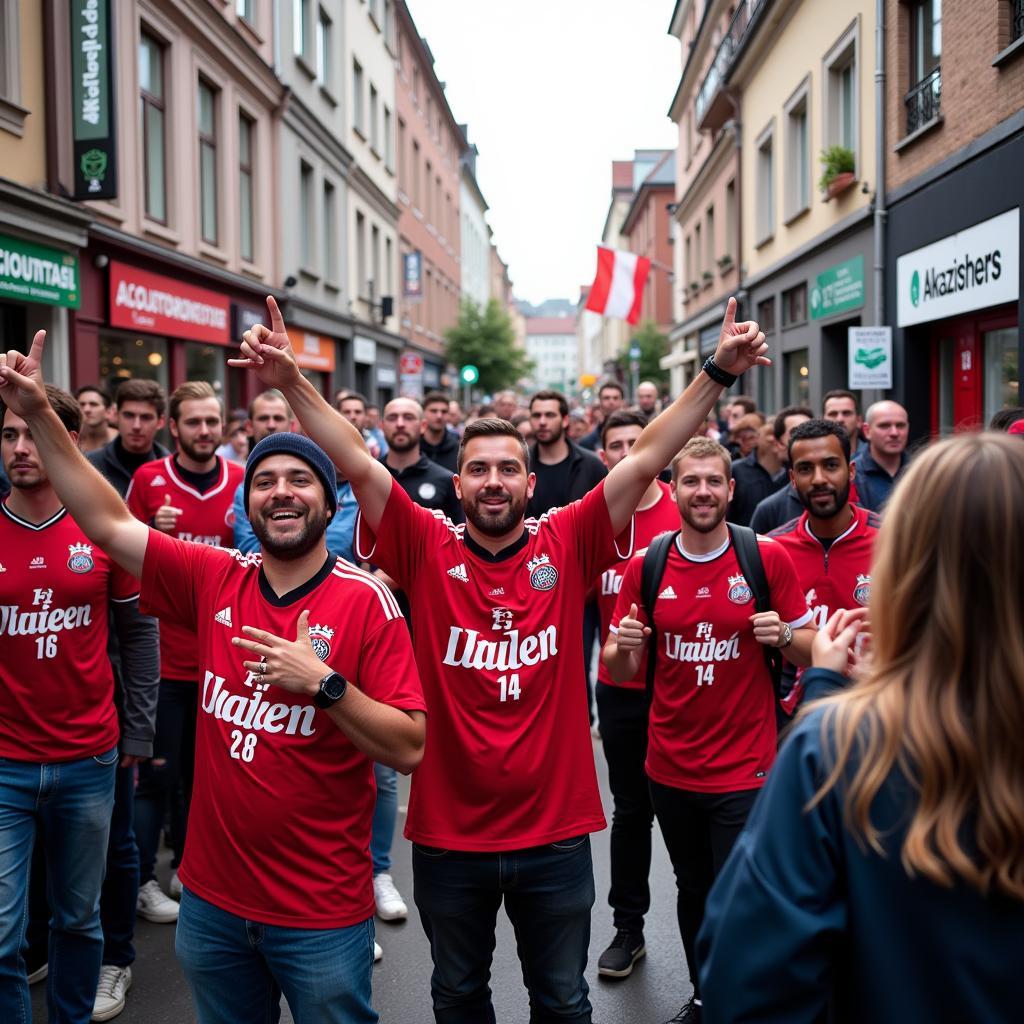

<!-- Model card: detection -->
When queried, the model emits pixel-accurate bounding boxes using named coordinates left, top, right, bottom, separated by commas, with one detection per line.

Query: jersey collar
left=0, top=499, right=67, bottom=531
left=463, top=527, right=529, bottom=563
left=675, top=533, right=730, bottom=563
left=258, top=551, right=336, bottom=607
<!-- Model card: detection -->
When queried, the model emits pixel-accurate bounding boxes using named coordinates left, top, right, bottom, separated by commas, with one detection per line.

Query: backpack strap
left=727, top=523, right=783, bottom=701
left=640, top=531, right=678, bottom=704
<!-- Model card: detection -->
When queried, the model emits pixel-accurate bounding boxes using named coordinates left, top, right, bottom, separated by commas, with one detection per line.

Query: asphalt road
left=31, top=738, right=693, bottom=1023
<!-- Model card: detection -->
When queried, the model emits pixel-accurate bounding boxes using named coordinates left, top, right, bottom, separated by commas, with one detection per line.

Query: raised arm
left=230, top=297, right=395, bottom=529
left=603, top=297, right=769, bottom=534
left=0, top=332, right=149, bottom=577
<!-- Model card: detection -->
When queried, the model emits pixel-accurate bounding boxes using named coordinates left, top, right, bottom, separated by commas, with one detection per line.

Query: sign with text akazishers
left=109, top=263, right=230, bottom=345
left=70, top=0, right=118, bottom=200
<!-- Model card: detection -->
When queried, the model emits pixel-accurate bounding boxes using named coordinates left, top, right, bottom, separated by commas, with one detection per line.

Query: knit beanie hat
left=243, top=433, right=337, bottom=517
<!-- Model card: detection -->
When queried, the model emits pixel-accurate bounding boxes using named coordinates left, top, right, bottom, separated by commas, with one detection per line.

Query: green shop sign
left=0, top=235, right=81, bottom=309
left=70, top=0, right=118, bottom=200
left=810, top=255, right=864, bottom=320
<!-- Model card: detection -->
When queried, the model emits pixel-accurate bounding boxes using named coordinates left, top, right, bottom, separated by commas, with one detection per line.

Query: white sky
left=409, top=0, right=680, bottom=307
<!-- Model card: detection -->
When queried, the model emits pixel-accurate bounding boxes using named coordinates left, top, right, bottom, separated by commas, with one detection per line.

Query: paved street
left=32, top=737, right=692, bottom=1023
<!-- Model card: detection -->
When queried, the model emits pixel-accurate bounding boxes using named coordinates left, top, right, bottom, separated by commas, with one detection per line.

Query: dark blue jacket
left=849, top=446, right=908, bottom=513
left=749, top=481, right=803, bottom=534
left=697, top=668, right=1024, bottom=1024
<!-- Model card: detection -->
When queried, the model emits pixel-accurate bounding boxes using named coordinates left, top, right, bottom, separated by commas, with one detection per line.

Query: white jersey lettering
left=201, top=671, right=316, bottom=737
left=0, top=603, right=92, bottom=636
left=442, top=625, right=558, bottom=672
left=663, top=630, right=741, bottom=663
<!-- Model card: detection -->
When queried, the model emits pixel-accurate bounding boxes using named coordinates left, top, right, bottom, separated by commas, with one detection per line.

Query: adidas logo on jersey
left=215, top=607, right=233, bottom=627
left=696, top=586, right=711, bottom=599
left=29, top=556, right=46, bottom=569
left=150, top=474, right=167, bottom=487
left=447, top=564, right=469, bottom=582
left=658, top=585, right=677, bottom=600
left=0, top=562, right=6, bottom=573
left=489, top=587, right=505, bottom=597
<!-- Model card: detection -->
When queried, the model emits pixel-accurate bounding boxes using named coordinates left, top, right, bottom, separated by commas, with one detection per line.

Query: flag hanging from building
left=584, top=246, right=651, bottom=325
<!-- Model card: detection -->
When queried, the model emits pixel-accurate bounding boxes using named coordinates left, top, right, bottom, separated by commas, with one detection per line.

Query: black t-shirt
left=530, top=453, right=573, bottom=516
left=382, top=454, right=463, bottom=523
left=174, top=456, right=222, bottom=495
left=115, top=437, right=154, bottom=480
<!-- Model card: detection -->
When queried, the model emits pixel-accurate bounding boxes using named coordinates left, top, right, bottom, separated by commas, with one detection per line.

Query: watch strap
left=702, top=356, right=738, bottom=388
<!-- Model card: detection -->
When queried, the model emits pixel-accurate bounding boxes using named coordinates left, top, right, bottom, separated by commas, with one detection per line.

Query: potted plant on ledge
left=819, top=145, right=856, bottom=200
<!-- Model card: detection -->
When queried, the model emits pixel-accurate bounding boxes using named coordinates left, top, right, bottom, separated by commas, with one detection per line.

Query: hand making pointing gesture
left=712, top=297, right=770, bottom=376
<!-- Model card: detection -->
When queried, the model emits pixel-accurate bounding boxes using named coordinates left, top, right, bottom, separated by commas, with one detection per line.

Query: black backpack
left=640, top=524, right=782, bottom=703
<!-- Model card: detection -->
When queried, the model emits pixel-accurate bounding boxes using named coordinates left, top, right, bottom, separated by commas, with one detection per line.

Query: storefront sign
left=70, top=0, right=118, bottom=200
left=109, top=262, right=230, bottom=345
left=0, top=235, right=80, bottom=308
left=811, top=255, right=864, bottom=320
left=848, top=326, right=892, bottom=389
left=896, top=209, right=1020, bottom=327
left=286, top=328, right=336, bottom=373
left=354, top=336, right=377, bottom=364
left=377, top=366, right=397, bottom=386
left=403, top=251, right=423, bottom=300
left=232, top=302, right=269, bottom=341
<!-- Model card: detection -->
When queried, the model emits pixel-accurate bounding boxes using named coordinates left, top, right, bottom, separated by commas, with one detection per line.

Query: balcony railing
left=694, top=0, right=768, bottom=130
left=904, top=66, right=941, bottom=135
left=1014, top=0, right=1024, bottom=43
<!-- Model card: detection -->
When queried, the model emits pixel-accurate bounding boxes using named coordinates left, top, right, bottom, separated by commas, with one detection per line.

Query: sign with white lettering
left=70, top=0, right=118, bottom=200
left=0, top=235, right=80, bottom=308
left=848, top=326, right=892, bottom=389
left=896, top=209, right=1019, bottom=327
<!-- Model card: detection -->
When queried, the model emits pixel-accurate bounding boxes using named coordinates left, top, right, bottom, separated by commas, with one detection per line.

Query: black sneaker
left=597, top=928, right=646, bottom=978
left=665, top=995, right=702, bottom=1023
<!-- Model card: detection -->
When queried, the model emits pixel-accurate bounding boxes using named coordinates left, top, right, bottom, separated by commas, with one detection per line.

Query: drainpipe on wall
left=874, top=0, right=886, bottom=329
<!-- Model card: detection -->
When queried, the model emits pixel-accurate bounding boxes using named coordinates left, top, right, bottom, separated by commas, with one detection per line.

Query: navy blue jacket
left=697, top=668, right=1024, bottom=1024
left=849, top=446, right=908, bottom=513
left=749, top=481, right=804, bottom=534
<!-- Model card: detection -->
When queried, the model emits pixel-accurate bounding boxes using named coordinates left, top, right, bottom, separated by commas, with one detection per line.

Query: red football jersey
left=595, top=481, right=678, bottom=690
left=139, top=529, right=425, bottom=928
left=126, top=455, right=244, bottom=681
left=769, top=505, right=880, bottom=711
left=0, top=501, right=138, bottom=761
left=355, top=479, right=629, bottom=851
left=613, top=534, right=810, bottom=793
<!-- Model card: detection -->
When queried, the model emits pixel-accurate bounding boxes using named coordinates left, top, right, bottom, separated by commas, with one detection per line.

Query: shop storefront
left=353, top=332, right=402, bottom=408
left=287, top=327, right=337, bottom=400
left=890, top=160, right=1021, bottom=437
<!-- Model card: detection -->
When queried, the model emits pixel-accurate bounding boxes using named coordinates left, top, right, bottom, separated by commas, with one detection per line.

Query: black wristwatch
left=702, top=356, right=737, bottom=387
left=314, top=671, right=348, bottom=709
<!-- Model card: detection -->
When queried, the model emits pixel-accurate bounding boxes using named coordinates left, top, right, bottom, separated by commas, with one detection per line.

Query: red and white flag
left=584, top=246, right=651, bottom=325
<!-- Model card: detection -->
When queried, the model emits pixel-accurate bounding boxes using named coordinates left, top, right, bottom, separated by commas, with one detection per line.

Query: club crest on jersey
left=726, top=574, right=752, bottom=604
left=853, top=574, right=871, bottom=607
left=527, top=553, right=559, bottom=592
left=307, top=623, right=335, bottom=662
left=67, top=543, right=94, bottom=574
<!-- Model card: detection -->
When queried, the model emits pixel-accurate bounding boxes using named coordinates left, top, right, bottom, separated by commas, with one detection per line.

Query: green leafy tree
left=445, top=299, right=533, bottom=395
left=617, top=320, right=669, bottom=388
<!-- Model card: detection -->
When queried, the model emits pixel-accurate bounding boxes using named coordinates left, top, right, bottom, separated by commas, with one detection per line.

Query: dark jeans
left=413, top=836, right=595, bottom=1023
left=648, top=781, right=759, bottom=1000
left=135, top=680, right=197, bottom=884
left=582, top=602, right=600, bottom=725
left=595, top=683, right=653, bottom=934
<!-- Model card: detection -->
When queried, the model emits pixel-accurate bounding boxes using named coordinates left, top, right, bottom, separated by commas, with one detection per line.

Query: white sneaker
left=92, top=965, right=131, bottom=1021
left=373, top=941, right=383, bottom=963
left=169, top=871, right=183, bottom=900
left=136, top=879, right=179, bottom=923
left=373, top=872, right=408, bottom=921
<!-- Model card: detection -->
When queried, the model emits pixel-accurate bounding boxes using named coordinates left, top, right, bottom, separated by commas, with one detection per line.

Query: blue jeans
left=413, top=835, right=595, bottom=1023
left=0, top=746, right=118, bottom=1024
left=175, top=887, right=377, bottom=1024
left=370, top=763, right=397, bottom=875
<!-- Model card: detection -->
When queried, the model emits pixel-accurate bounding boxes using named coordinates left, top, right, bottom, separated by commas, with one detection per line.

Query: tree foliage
left=445, top=299, right=534, bottom=395
left=617, top=320, right=669, bottom=388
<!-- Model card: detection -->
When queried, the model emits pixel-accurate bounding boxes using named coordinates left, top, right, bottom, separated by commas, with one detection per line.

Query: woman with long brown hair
left=695, top=433, right=1024, bottom=1023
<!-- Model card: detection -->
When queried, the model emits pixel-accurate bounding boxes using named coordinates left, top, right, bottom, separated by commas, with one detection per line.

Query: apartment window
left=705, top=206, right=715, bottom=272
left=355, top=211, right=367, bottom=298
left=684, top=109, right=693, bottom=166
left=368, top=0, right=379, bottom=24
left=385, top=236, right=394, bottom=296
left=781, top=283, right=807, bottom=327
left=370, top=225, right=381, bottom=301
left=383, top=106, right=394, bottom=170
left=412, top=139, right=420, bottom=206
left=397, top=117, right=406, bottom=183
left=299, top=161, right=313, bottom=268
left=784, top=81, right=810, bottom=219
left=0, top=0, right=23, bottom=129
left=316, top=8, right=331, bottom=88
left=383, top=0, right=394, bottom=47
left=694, top=223, right=702, bottom=277
left=1012, top=0, right=1024, bottom=44
left=139, top=32, right=167, bottom=223
left=724, top=179, right=737, bottom=262
left=425, top=160, right=432, bottom=221
left=238, top=114, right=255, bottom=262
left=294, top=0, right=309, bottom=58
left=757, top=297, right=776, bottom=333
left=824, top=26, right=858, bottom=156
left=784, top=348, right=810, bottom=405
left=755, top=124, right=774, bottom=245
left=906, top=0, right=942, bottom=133
left=412, top=67, right=419, bottom=103
left=684, top=235, right=693, bottom=288
left=236, top=0, right=254, bottom=22
left=369, top=84, right=379, bottom=152
left=352, top=60, right=364, bottom=134
left=198, top=79, right=218, bottom=244
left=323, top=181, right=336, bottom=282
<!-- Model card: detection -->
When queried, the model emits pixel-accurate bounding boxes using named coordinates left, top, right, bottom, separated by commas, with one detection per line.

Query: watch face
left=322, top=672, right=347, bottom=700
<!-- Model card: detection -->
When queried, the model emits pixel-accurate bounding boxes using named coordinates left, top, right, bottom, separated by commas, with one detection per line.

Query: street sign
left=70, top=0, right=118, bottom=200
left=848, top=326, right=892, bottom=389
left=400, top=351, right=423, bottom=375
left=629, top=343, right=641, bottom=360
left=0, top=235, right=80, bottom=308
left=459, top=364, right=479, bottom=385
left=811, top=255, right=865, bottom=320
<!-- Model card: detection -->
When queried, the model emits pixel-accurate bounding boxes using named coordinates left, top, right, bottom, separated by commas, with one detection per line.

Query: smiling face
left=248, top=453, right=330, bottom=559
left=674, top=454, right=734, bottom=534
left=790, top=434, right=852, bottom=520
left=454, top=435, right=534, bottom=538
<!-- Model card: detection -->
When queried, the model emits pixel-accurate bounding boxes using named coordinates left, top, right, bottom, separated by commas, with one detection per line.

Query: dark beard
left=800, top=481, right=851, bottom=519
left=464, top=492, right=527, bottom=536
left=251, top=507, right=329, bottom=560
left=176, top=436, right=216, bottom=463
left=386, top=434, right=419, bottom=454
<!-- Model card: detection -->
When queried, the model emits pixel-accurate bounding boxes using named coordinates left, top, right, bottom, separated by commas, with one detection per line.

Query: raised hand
left=811, top=607, right=868, bottom=675
left=713, top=297, right=771, bottom=376
left=0, top=330, right=49, bottom=416
left=615, top=603, right=652, bottom=652
left=232, top=609, right=325, bottom=697
left=227, top=295, right=303, bottom=389
left=154, top=493, right=184, bottom=534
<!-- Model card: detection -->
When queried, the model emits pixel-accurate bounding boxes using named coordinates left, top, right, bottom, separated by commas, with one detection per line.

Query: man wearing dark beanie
left=0, top=330, right=427, bottom=1024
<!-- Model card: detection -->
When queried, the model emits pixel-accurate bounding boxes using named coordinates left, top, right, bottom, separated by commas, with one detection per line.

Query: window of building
left=238, top=114, right=255, bottom=262
left=684, top=235, right=693, bottom=289
left=369, top=84, right=379, bottom=152
left=352, top=60, right=364, bottom=135
left=139, top=31, right=167, bottom=223
left=0, top=0, right=27, bottom=135
left=906, top=0, right=942, bottom=133
left=412, top=139, right=420, bottom=206
left=323, top=180, right=336, bottom=283
left=781, top=283, right=807, bottom=327
left=294, top=0, right=309, bottom=59
left=412, top=66, right=419, bottom=103
left=383, top=105, right=393, bottom=170
left=396, top=116, right=405, bottom=184
left=316, top=8, right=331, bottom=88
left=724, top=179, right=737, bottom=262
left=824, top=25, right=858, bottom=159
left=694, top=222, right=702, bottom=278
left=299, top=160, right=313, bottom=269
left=755, top=123, right=774, bottom=245
left=1012, top=0, right=1024, bottom=45
left=784, top=79, right=810, bottom=220
left=705, top=206, right=715, bottom=274
left=236, top=0, right=254, bottom=24
left=385, top=236, right=394, bottom=297
left=368, top=0, right=379, bottom=24
left=356, top=210, right=367, bottom=298
left=784, top=348, right=810, bottom=405
left=370, top=224, right=380, bottom=301
left=757, top=297, right=776, bottom=333
left=383, top=0, right=394, bottom=47
left=425, top=159, right=433, bottom=221
left=198, top=79, right=218, bottom=244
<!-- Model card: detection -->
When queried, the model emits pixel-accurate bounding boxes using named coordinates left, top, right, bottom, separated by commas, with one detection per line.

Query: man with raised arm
left=0, top=333, right=426, bottom=1024
left=227, top=295, right=767, bottom=1023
